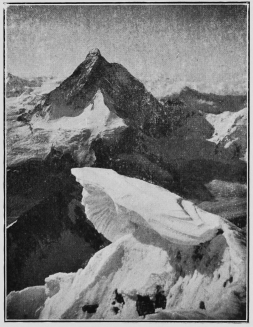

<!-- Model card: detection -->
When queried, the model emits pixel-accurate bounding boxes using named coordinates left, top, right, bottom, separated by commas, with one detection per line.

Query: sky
left=6, top=4, right=248, bottom=88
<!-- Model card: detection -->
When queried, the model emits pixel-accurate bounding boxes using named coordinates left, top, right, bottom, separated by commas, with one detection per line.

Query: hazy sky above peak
left=6, top=4, right=248, bottom=88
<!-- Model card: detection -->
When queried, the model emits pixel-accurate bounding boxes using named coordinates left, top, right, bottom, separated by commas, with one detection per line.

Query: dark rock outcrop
left=7, top=148, right=110, bottom=293
left=82, top=304, right=99, bottom=314
left=136, top=295, right=155, bottom=317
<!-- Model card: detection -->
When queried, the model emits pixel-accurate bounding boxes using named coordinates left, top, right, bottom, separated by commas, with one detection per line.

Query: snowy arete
left=7, top=168, right=246, bottom=320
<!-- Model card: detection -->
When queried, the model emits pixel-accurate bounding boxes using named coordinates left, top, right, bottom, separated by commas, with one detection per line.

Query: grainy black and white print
left=5, top=3, right=248, bottom=321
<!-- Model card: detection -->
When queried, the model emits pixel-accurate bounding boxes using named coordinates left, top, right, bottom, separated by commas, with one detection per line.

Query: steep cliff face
left=7, top=150, right=110, bottom=294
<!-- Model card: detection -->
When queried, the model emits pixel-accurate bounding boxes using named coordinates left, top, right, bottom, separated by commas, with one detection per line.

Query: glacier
left=7, top=168, right=246, bottom=320
left=7, top=89, right=126, bottom=166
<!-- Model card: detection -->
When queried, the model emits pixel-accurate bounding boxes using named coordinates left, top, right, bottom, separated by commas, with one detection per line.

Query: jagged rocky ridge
left=6, top=49, right=247, bottom=320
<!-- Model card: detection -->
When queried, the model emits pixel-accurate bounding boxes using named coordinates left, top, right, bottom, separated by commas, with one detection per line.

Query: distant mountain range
left=161, top=86, right=246, bottom=114
left=5, top=73, right=48, bottom=98
left=142, top=76, right=247, bottom=98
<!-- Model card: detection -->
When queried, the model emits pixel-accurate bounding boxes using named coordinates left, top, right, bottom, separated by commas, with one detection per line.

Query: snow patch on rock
left=205, top=108, right=247, bottom=145
left=205, top=108, right=247, bottom=161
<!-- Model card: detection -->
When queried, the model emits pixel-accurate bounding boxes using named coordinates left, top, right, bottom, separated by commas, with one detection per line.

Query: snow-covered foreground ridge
left=74, top=168, right=222, bottom=245
left=7, top=168, right=246, bottom=320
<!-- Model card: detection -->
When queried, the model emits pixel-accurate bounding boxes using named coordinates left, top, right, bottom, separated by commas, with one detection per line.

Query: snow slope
left=205, top=108, right=247, bottom=160
left=7, top=168, right=246, bottom=320
left=72, top=168, right=221, bottom=245
left=31, top=90, right=125, bottom=139
left=7, top=90, right=126, bottom=166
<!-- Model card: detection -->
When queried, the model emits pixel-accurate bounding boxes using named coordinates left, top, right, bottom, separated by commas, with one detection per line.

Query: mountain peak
left=86, top=48, right=101, bottom=58
left=34, top=49, right=169, bottom=136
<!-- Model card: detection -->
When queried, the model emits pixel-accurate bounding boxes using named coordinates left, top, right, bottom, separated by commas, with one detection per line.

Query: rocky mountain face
left=33, top=48, right=170, bottom=137
left=7, top=149, right=110, bottom=293
left=172, top=87, right=246, bottom=114
left=6, top=49, right=247, bottom=320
